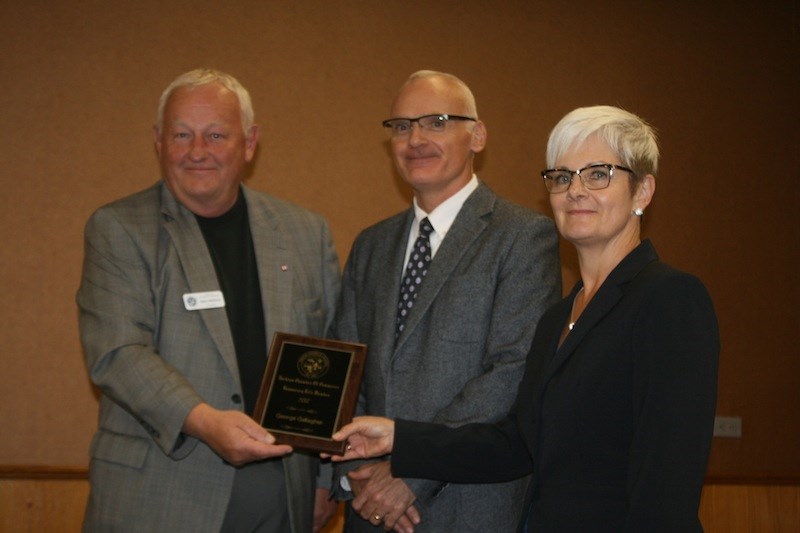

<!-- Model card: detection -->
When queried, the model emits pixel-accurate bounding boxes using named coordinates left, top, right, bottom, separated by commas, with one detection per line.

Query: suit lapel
left=538, top=240, right=660, bottom=390
left=539, top=283, right=624, bottom=392
left=243, top=187, right=291, bottom=348
left=159, top=184, right=240, bottom=386
left=374, top=212, right=415, bottom=369
left=392, top=184, right=494, bottom=357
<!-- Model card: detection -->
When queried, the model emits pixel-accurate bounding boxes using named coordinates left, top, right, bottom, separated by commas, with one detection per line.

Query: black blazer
left=392, top=240, right=719, bottom=532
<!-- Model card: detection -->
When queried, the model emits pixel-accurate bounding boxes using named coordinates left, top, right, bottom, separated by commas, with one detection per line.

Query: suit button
left=231, top=394, right=242, bottom=404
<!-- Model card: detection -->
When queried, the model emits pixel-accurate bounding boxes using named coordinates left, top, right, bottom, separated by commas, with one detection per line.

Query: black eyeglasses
left=541, top=164, right=635, bottom=194
left=382, top=114, right=477, bottom=137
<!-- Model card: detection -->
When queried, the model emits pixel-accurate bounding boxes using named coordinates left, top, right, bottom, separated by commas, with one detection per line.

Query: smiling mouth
left=406, top=154, right=437, bottom=165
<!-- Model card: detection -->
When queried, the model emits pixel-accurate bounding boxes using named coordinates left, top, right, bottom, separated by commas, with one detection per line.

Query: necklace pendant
left=568, top=287, right=583, bottom=333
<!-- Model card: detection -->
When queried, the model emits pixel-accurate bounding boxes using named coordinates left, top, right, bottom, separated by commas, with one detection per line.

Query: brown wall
left=0, top=1, right=797, bottom=479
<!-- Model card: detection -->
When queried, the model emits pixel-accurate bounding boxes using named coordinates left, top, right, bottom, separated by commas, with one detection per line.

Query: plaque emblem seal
left=297, top=350, right=330, bottom=379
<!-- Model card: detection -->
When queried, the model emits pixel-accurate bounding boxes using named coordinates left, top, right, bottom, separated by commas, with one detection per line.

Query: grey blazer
left=332, top=182, right=561, bottom=532
left=77, top=182, right=340, bottom=532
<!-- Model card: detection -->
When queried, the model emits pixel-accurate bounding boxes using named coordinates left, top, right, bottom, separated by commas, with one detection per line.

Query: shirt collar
left=412, top=174, right=479, bottom=238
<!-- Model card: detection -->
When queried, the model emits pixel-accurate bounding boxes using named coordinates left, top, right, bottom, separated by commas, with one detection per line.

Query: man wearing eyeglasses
left=331, top=70, right=561, bottom=532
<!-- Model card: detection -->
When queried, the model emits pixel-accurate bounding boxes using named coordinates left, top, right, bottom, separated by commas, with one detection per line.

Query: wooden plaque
left=253, top=332, right=367, bottom=454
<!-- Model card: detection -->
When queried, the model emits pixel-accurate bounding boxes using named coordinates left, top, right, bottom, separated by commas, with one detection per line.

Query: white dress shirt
left=402, top=175, right=479, bottom=274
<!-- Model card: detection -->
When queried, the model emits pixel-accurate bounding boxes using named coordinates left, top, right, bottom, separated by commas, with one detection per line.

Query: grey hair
left=546, top=105, right=659, bottom=180
left=155, top=68, right=254, bottom=134
left=399, top=70, right=478, bottom=118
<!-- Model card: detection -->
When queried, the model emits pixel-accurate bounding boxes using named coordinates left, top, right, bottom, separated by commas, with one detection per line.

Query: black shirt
left=196, top=191, right=267, bottom=415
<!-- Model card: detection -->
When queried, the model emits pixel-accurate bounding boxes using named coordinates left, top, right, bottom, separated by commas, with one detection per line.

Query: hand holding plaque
left=252, top=333, right=367, bottom=454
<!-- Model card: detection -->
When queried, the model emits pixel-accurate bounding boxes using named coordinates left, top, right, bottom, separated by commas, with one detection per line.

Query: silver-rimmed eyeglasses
left=382, top=114, right=476, bottom=137
left=541, top=163, right=635, bottom=194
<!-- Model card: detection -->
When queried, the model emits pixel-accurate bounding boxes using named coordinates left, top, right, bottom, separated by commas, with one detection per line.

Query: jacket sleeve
left=392, top=413, right=534, bottom=483
left=625, top=272, right=719, bottom=531
left=77, top=207, right=203, bottom=456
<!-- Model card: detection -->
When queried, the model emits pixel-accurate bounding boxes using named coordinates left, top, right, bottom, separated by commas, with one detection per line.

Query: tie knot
left=419, top=217, right=433, bottom=237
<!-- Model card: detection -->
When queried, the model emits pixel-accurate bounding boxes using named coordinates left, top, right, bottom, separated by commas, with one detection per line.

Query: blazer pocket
left=90, top=428, right=149, bottom=469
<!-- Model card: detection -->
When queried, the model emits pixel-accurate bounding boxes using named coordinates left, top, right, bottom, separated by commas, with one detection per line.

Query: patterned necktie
left=396, top=217, right=434, bottom=339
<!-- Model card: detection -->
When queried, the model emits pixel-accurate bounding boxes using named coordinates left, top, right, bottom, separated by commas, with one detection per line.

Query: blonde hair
left=546, top=105, right=659, bottom=180
left=155, top=68, right=254, bottom=134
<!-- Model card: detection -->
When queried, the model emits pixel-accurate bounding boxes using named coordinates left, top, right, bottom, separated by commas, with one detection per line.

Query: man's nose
left=407, top=122, right=428, bottom=145
left=189, top=137, right=207, bottom=160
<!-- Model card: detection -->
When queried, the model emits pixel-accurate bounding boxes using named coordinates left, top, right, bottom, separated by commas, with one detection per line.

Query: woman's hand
left=322, top=416, right=395, bottom=460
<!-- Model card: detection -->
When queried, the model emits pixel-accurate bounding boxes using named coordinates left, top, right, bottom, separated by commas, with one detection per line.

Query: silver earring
left=633, top=208, right=644, bottom=216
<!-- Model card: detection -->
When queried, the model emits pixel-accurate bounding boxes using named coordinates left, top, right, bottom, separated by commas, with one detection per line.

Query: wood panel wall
left=0, top=0, right=797, bottom=482
left=699, top=484, right=800, bottom=532
left=0, top=467, right=344, bottom=533
left=1, top=469, right=798, bottom=533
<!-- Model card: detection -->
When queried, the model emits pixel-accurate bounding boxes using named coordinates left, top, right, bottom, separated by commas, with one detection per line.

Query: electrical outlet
left=713, top=416, right=742, bottom=438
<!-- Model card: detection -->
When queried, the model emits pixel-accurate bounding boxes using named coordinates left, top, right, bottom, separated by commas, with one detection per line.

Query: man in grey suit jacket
left=331, top=70, right=561, bottom=532
left=77, top=69, right=340, bottom=532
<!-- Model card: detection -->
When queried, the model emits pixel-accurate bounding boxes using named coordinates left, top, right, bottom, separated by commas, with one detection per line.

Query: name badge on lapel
left=183, top=291, right=226, bottom=310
